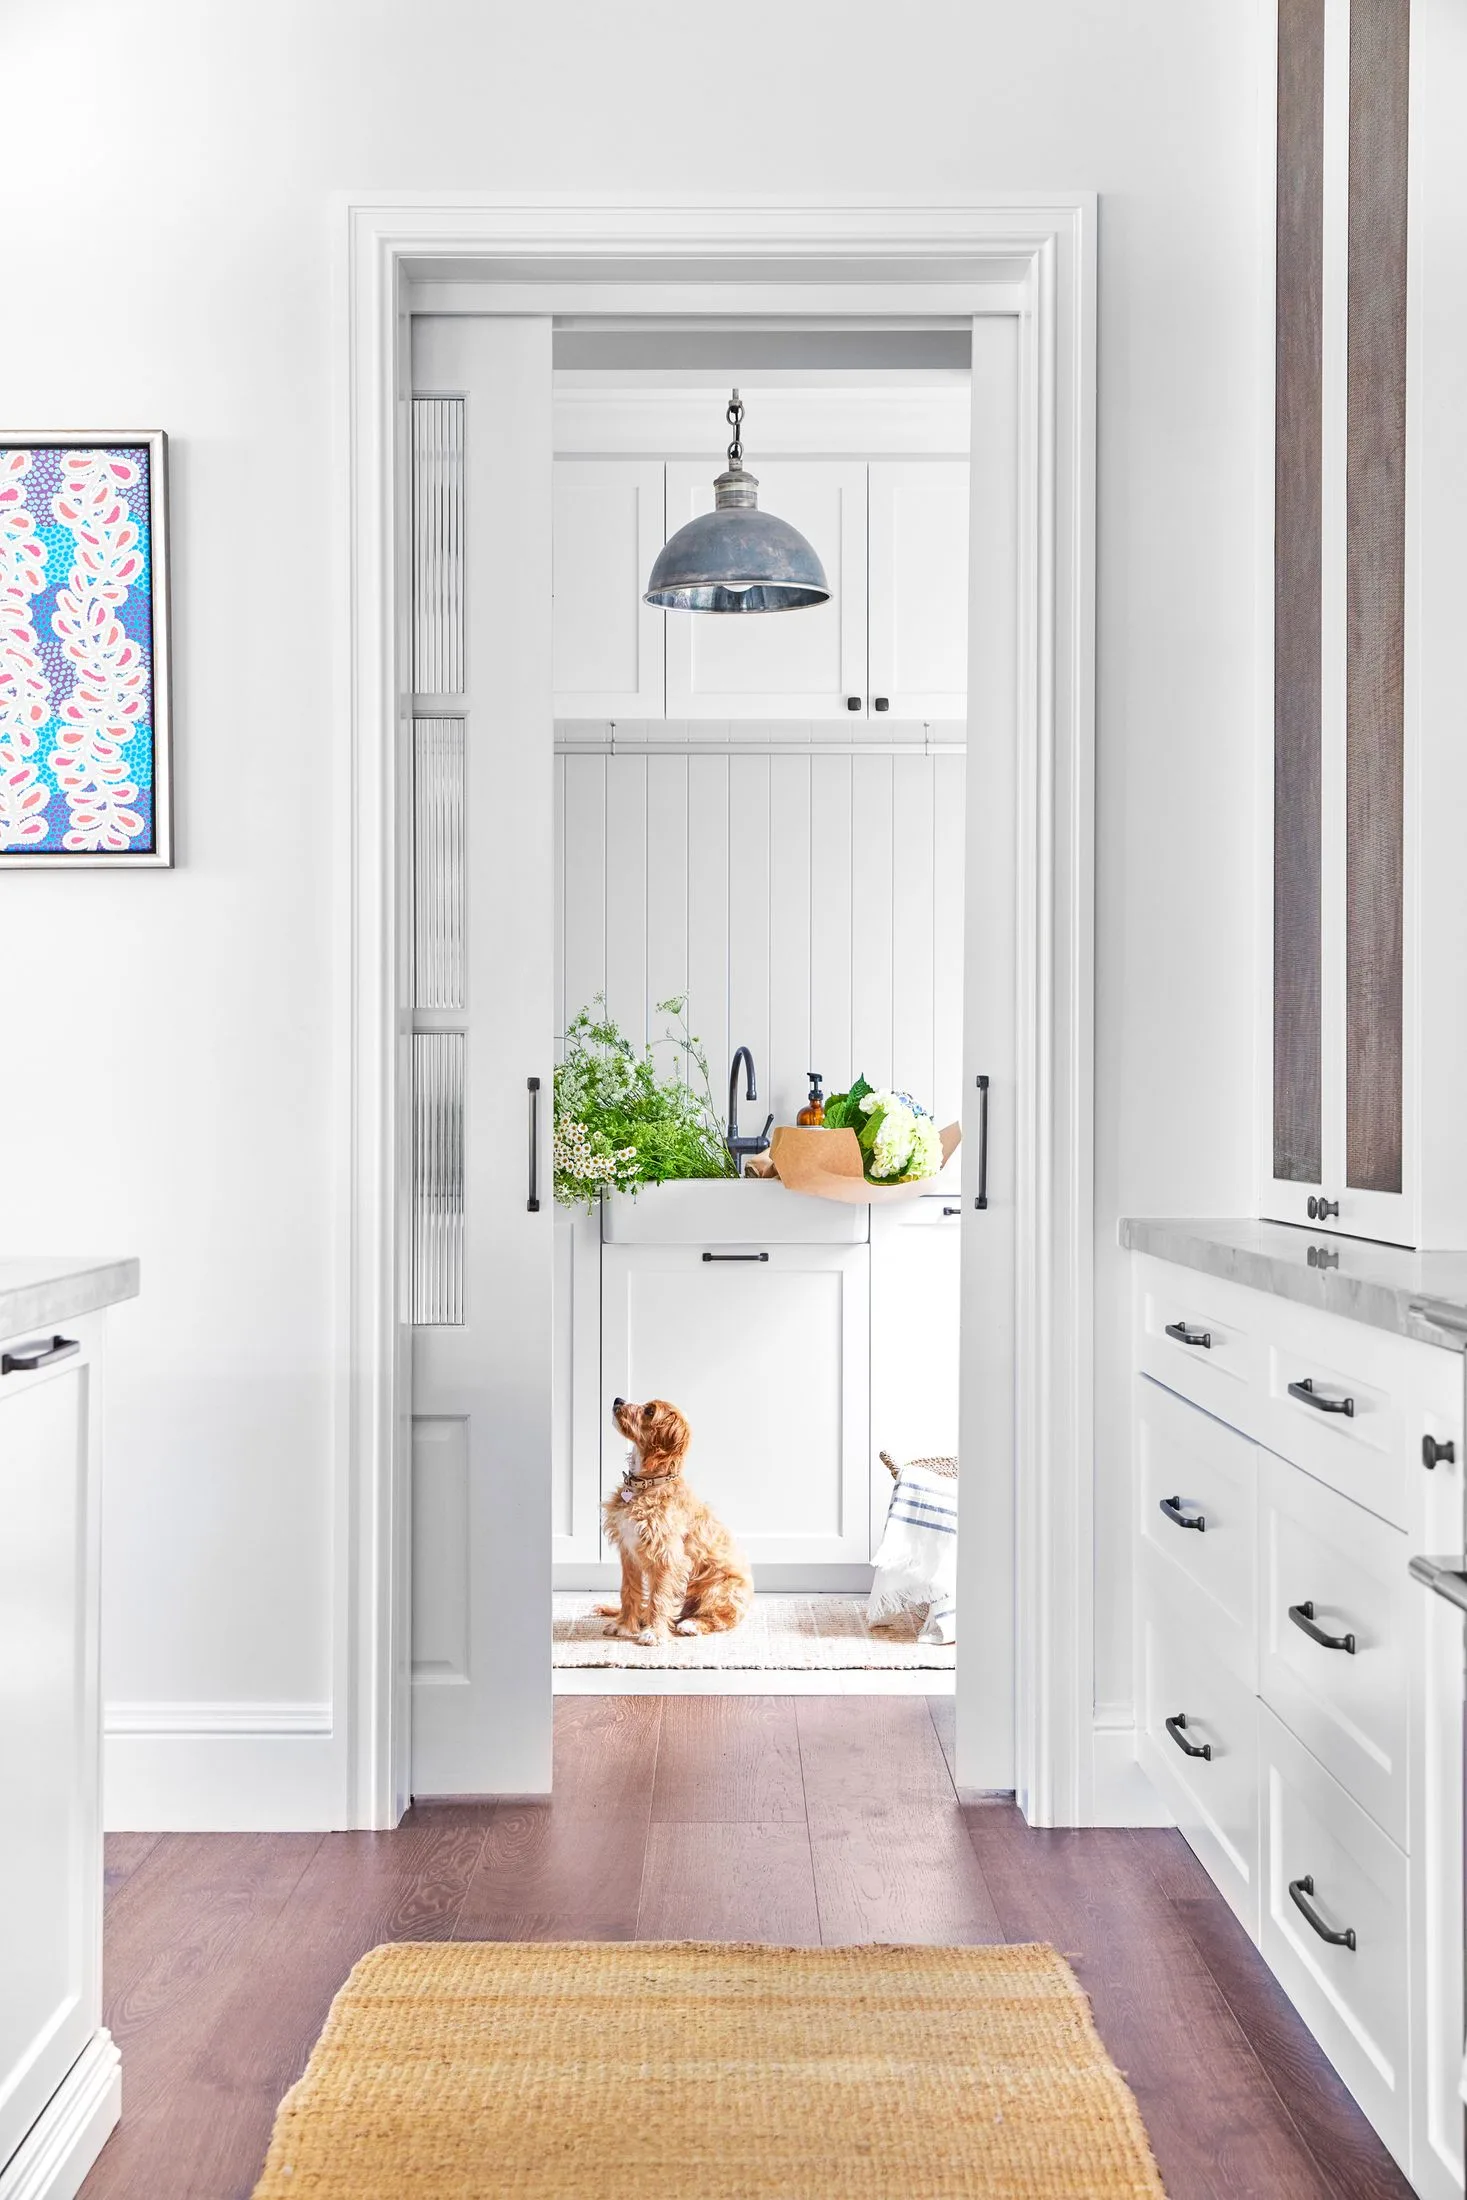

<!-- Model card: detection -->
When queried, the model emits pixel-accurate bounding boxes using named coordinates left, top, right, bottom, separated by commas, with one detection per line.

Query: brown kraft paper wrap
left=745, top=1122, right=962, bottom=1204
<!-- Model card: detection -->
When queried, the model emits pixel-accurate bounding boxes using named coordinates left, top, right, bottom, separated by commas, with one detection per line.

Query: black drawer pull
left=1160, top=1494, right=1206, bottom=1532
left=1288, top=1377, right=1355, bottom=1418
left=1165, top=1320, right=1212, bottom=1348
left=1289, top=1873, right=1357, bottom=1950
left=942, top=1206, right=962, bottom=1217
left=1, top=1334, right=80, bottom=1377
left=1165, top=1713, right=1212, bottom=1761
left=702, top=1251, right=769, bottom=1263
left=1423, top=1435, right=1456, bottom=1470
left=1288, top=1599, right=1357, bottom=1655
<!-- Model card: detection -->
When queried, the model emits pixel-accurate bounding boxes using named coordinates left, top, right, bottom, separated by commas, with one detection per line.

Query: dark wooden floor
left=81, top=1695, right=1412, bottom=2199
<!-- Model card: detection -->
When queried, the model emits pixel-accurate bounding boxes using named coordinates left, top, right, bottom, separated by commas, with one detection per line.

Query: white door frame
left=335, top=200, right=1097, bottom=1829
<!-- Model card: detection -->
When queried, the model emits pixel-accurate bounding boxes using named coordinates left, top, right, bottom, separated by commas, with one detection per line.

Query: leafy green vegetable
left=823, top=1073, right=873, bottom=1132
left=552, top=995, right=735, bottom=1213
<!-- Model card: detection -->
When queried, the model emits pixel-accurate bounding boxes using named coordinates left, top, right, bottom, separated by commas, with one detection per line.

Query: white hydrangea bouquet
left=823, top=1075, right=945, bottom=1185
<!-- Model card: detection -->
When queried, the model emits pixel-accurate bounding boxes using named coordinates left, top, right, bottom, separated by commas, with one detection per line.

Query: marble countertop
left=1119, top=1217, right=1467, bottom=1353
left=0, top=1256, right=140, bottom=1342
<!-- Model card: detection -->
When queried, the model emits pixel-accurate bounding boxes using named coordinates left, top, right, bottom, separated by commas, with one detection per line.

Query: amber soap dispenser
left=797, top=1071, right=825, bottom=1127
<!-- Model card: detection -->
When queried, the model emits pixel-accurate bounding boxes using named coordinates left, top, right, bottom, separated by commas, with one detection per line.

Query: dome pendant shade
left=643, top=392, right=830, bottom=613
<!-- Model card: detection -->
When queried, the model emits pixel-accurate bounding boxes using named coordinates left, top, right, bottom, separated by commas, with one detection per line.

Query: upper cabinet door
left=663, top=459, right=867, bottom=720
left=867, top=460, right=970, bottom=722
left=553, top=458, right=665, bottom=718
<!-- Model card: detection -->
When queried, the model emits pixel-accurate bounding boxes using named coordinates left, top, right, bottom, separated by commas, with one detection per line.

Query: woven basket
left=880, top=1449, right=958, bottom=1481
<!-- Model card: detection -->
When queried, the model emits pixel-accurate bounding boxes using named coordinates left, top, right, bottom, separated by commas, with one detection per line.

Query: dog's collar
left=622, top=1466, right=676, bottom=1486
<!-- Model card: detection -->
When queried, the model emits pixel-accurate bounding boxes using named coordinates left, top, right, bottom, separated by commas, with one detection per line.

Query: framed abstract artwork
left=0, top=431, right=172, bottom=866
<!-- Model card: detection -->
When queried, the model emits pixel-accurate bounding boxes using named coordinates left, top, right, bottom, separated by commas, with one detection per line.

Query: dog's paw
left=637, top=1627, right=666, bottom=1646
left=674, top=1618, right=701, bottom=1636
left=611, top=1623, right=641, bottom=1640
left=593, top=1602, right=621, bottom=1618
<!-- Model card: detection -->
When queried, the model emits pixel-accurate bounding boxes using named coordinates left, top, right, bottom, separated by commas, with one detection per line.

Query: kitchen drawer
left=1259, top=1449, right=1411, bottom=1846
left=1135, top=1374, right=1257, bottom=1685
left=1137, top=1576, right=1260, bottom=1935
left=1136, top=1261, right=1257, bottom=1427
left=1260, top=1704, right=1410, bottom=2170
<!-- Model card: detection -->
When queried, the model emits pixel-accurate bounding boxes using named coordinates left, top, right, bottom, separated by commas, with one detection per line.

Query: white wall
left=0, top=0, right=1272, bottom=1822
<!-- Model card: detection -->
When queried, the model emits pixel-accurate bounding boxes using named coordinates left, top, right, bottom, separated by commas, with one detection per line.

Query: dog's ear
left=644, top=1399, right=690, bottom=1463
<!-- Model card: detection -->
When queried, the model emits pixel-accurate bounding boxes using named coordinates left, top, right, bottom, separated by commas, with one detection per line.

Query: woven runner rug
left=552, top=1591, right=955, bottom=1668
left=251, top=1940, right=1165, bottom=2198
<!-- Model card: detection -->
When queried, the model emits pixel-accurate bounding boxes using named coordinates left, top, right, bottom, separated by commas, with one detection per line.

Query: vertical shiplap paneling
left=850, top=755, right=896, bottom=1092
left=727, top=758, right=773, bottom=1108
left=891, top=754, right=936, bottom=1107
left=809, top=755, right=854, bottom=1092
left=561, top=755, right=606, bottom=1031
left=932, top=752, right=967, bottom=1123
left=687, top=756, right=730, bottom=1089
left=768, top=755, right=813, bottom=1127
left=555, top=743, right=963, bottom=1121
left=603, top=756, right=648, bottom=1048
left=644, top=756, right=690, bottom=1068
left=553, top=753, right=566, bottom=1043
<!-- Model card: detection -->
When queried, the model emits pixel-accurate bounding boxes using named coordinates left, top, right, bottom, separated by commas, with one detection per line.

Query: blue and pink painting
left=0, top=436, right=169, bottom=862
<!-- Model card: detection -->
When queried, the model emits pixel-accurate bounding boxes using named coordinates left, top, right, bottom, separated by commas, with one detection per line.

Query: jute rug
left=251, top=1940, right=1165, bottom=2198
left=552, top=1591, right=955, bottom=1668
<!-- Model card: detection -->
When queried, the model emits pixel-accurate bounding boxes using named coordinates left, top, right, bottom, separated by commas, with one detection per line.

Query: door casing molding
left=336, top=200, right=1098, bottom=1828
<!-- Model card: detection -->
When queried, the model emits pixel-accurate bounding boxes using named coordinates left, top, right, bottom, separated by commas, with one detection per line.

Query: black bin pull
left=1289, top=1873, right=1357, bottom=1950
left=1, top=1334, right=80, bottom=1377
left=1165, top=1713, right=1212, bottom=1761
left=1288, top=1376, right=1355, bottom=1418
left=1288, top=1599, right=1356, bottom=1654
left=1159, top=1494, right=1206, bottom=1532
left=1165, top=1320, right=1212, bottom=1349
left=703, top=1251, right=769, bottom=1263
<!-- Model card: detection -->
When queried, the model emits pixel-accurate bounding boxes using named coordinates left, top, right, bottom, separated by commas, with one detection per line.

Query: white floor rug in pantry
left=552, top=1592, right=955, bottom=1670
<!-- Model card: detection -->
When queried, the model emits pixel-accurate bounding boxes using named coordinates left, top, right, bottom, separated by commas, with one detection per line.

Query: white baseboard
left=0, top=2030, right=120, bottom=2200
left=553, top=1668, right=955, bottom=1695
left=103, top=1703, right=343, bottom=1832
left=1090, top=1708, right=1175, bottom=1828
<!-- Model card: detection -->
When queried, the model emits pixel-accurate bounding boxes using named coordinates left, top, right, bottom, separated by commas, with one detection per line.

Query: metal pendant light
left=644, top=390, right=830, bottom=613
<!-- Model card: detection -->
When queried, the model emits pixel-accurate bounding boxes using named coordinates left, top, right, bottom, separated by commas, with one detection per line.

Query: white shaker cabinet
left=867, top=461, right=970, bottom=722
left=552, top=458, right=665, bottom=718
left=0, top=1261, right=135, bottom=2200
left=600, top=1240, right=871, bottom=1565
left=662, top=459, right=869, bottom=722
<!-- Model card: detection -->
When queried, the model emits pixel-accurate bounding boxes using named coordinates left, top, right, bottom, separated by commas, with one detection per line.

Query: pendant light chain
left=726, top=388, right=744, bottom=470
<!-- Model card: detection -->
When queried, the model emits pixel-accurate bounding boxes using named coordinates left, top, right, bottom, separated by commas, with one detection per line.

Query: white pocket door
left=663, top=459, right=867, bottom=720
left=600, top=1242, right=871, bottom=1564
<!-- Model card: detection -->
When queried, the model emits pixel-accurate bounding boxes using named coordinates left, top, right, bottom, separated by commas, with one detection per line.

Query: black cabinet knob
left=1307, top=1195, right=1340, bottom=1221
left=873, top=696, right=889, bottom=712
left=846, top=696, right=861, bottom=711
left=1423, top=1435, right=1456, bottom=1470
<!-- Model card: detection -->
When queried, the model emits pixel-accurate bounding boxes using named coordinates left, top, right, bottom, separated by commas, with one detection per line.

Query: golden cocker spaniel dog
left=597, top=1396, right=754, bottom=1645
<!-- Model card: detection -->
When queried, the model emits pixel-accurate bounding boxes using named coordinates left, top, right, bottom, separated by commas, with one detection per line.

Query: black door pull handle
left=1165, top=1321, right=1212, bottom=1348
left=973, top=1074, right=990, bottom=1210
left=527, top=1076, right=541, bottom=1212
left=1, top=1334, right=80, bottom=1377
left=1160, top=1494, right=1206, bottom=1532
left=1289, top=1873, right=1357, bottom=1949
left=1288, top=1377, right=1355, bottom=1418
left=1165, top=1713, right=1212, bottom=1760
left=1288, top=1599, right=1357, bottom=1654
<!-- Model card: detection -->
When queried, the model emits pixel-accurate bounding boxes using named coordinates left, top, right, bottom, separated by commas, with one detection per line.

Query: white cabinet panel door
left=0, top=1344, right=99, bottom=2175
left=553, top=458, right=665, bottom=718
left=409, top=316, right=555, bottom=1799
left=663, top=460, right=867, bottom=719
left=601, top=1244, right=871, bottom=1564
left=868, top=460, right=970, bottom=721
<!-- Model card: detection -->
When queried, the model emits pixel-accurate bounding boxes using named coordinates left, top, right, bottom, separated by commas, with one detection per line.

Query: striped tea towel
left=867, top=1460, right=957, bottom=1644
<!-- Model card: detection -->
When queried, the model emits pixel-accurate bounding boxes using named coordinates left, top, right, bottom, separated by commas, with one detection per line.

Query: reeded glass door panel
left=1343, top=0, right=1408, bottom=1197
left=1273, top=0, right=1325, bottom=1188
left=413, top=718, right=465, bottom=1011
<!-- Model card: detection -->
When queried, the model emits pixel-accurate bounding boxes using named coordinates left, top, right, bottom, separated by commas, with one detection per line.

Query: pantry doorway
left=338, top=203, right=1096, bottom=1830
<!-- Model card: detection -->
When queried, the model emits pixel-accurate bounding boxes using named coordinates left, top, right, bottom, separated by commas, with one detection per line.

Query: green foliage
left=822, top=1074, right=873, bottom=1132
left=553, top=995, right=735, bottom=1212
